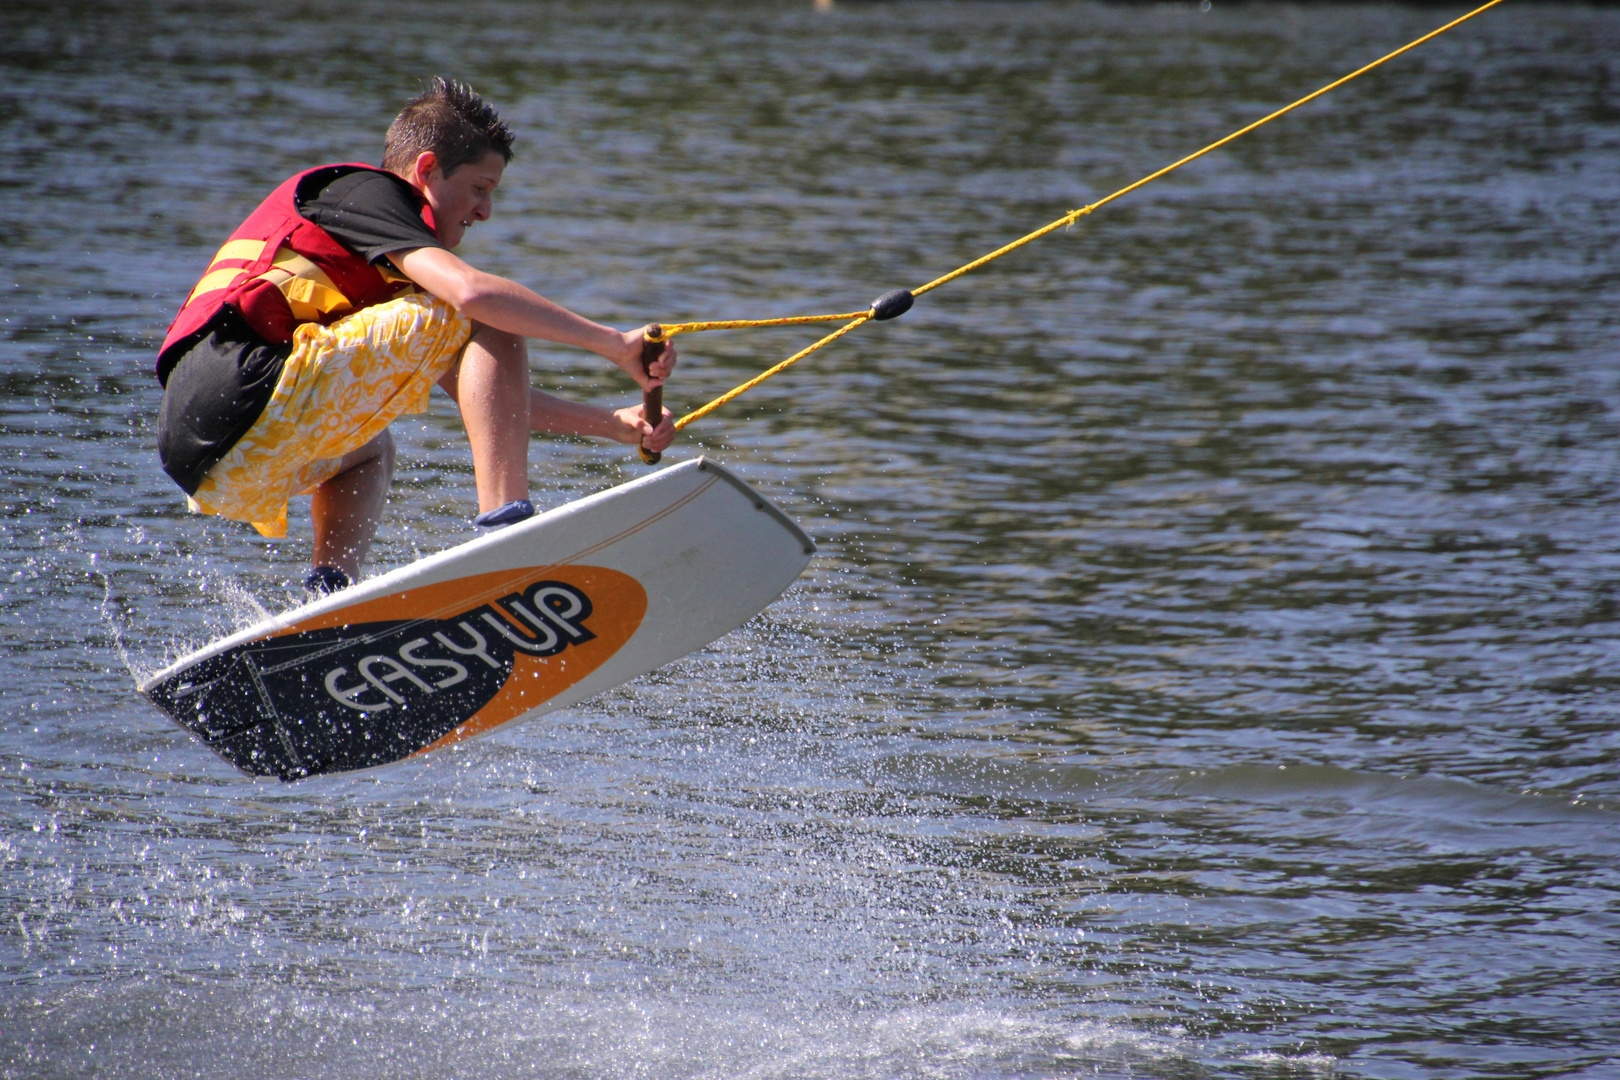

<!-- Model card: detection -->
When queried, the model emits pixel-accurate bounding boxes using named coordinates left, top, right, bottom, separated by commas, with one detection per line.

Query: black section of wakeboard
left=142, top=581, right=595, bottom=780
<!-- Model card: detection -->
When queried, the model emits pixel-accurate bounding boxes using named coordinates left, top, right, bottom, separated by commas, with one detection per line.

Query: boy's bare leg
left=439, top=322, right=532, bottom=513
left=311, top=430, right=396, bottom=579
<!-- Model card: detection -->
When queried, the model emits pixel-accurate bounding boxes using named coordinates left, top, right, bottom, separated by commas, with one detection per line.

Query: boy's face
left=415, top=150, right=505, bottom=249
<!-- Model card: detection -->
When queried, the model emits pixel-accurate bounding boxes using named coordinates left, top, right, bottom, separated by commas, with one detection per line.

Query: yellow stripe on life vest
left=186, top=267, right=250, bottom=305
left=183, top=238, right=268, bottom=304
left=208, top=238, right=268, bottom=268
left=266, top=247, right=325, bottom=280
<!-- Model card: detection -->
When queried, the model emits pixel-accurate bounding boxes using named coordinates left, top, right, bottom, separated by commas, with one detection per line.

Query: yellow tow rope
left=660, top=0, right=1507, bottom=435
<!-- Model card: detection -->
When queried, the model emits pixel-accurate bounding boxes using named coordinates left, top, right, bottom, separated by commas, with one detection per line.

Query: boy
left=154, top=78, right=676, bottom=594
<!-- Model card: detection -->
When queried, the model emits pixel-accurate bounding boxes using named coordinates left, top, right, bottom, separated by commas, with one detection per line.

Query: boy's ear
left=408, top=151, right=440, bottom=191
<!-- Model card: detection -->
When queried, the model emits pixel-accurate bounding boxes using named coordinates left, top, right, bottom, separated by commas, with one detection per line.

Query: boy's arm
left=393, top=246, right=674, bottom=389
left=435, top=376, right=676, bottom=453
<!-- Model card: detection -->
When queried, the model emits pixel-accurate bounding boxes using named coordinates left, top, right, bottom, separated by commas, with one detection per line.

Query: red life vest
left=156, top=163, right=435, bottom=382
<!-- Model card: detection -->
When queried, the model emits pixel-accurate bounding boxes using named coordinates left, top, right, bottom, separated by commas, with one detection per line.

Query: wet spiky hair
left=382, top=77, right=514, bottom=177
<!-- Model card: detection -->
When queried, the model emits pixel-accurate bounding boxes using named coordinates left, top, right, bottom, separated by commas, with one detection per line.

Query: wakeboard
left=139, top=458, right=815, bottom=780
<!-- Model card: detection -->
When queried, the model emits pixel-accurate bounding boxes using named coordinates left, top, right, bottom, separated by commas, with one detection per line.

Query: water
left=3, top=1, right=1619, bottom=1076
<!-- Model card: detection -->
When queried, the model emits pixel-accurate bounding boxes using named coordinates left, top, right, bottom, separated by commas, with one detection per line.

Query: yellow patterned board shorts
left=188, top=292, right=473, bottom=539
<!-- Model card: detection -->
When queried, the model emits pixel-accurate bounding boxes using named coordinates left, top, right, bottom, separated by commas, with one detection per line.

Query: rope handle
left=637, top=326, right=665, bottom=465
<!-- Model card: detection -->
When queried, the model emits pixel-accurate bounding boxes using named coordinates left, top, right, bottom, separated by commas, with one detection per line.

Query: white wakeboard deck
left=140, top=458, right=814, bottom=780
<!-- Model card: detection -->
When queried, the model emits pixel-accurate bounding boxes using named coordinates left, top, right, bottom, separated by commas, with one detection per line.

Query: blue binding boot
left=304, top=565, right=351, bottom=596
left=473, top=499, right=535, bottom=534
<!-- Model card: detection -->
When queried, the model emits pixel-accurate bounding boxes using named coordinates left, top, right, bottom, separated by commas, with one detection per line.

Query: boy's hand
left=610, top=327, right=677, bottom=391
left=608, top=403, right=676, bottom=452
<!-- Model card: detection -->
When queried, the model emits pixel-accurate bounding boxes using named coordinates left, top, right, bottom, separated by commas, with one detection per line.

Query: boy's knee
left=334, top=428, right=396, bottom=480
left=468, top=322, right=527, bottom=364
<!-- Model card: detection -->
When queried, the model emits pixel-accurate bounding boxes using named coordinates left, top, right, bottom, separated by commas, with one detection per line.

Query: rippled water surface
left=4, top=1, right=1619, bottom=1077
